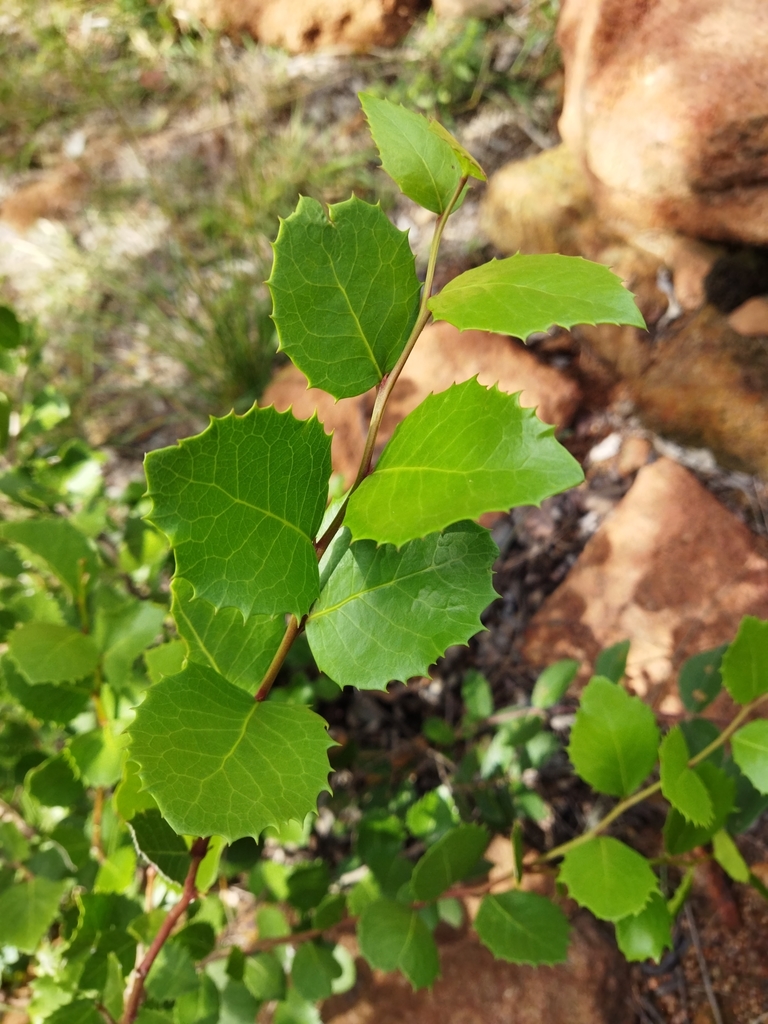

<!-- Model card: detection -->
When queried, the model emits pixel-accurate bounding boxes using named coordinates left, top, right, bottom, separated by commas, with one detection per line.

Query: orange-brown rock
left=557, top=0, right=768, bottom=246
left=523, top=458, right=768, bottom=711
left=480, top=145, right=594, bottom=257
left=172, top=0, right=422, bottom=51
left=262, top=321, right=582, bottom=486
left=576, top=302, right=768, bottom=478
left=0, top=163, right=88, bottom=232
left=728, top=296, right=768, bottom=338
left=323, top=914, right=630, bottom=1024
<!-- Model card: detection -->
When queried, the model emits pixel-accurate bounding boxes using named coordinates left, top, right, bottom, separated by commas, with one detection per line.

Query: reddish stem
left=121, top=837, right=210, bottom=1024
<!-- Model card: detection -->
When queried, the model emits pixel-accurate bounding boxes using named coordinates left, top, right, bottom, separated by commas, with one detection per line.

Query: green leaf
left=173, top=921, right=217, bottom=961
left=559, top=837, right=658, bottom=921
left=146, top=942, right=199, bottom=1001
left=129, top=663, right=333, bottom=842
left=47, top=1002, right=104, bottom=1024
left=115, top=759, right=158, bottom=820
left=129, top=808, right=190, bottom=885
left=531, top=658, right=579, bottom=709
left=567, top=676, right=659, bottom=797
left=411, top=823, right=488, bottom=901
left=423, top=717, right=455, bottom=746
left=291, top=941, right=342, bottom=1002
left=94, top=846, right=137, bottom=894
left=306, top=522, right=497, bottom=690
left=406, top=786, right=459, bottom=841
left=268, top=195, right=420, bottom=400
left=678, top=645, right=727, bottom=713
left=3, top=655, right=90, bottom=723
left=721, top=616, right=768, bottom=704
left=145, top=404, right=331, bottom=619
left=360, top=93, right=464, bottom=214
left=0, top=876, right=68, bottom=952
left=0, top=518, right=98, bottom=596
left=103, top=950, right=125, bottom=1021
left=428, top=120, right=486, bottom=181
left=100, top=600, right=166, bottom=690
left=726, top=761, right=768, bottom=834
left=614, top=892, right=672, bottom=963
left=8, top=622, right=99, bottom=684
left=346, top=380, right=583, bottom=546
left=193, top=834, right=225, bottom=899
left=664, top=761, right=735, bottom=854
left=0, top=820, right=30, bottom=862
left=474, top=890, right=569, bottom=965
left=0, top=305, right=23, bottom=349
left=712, top=830, right=750, bottom=883
left=174, top=975, right=220, bottom=1024
left=243, top=952, right=286, bottom=1001
left=680, top=718, right=722, bottom=765
left=27, top=751, right=85, bottom=807
left=287, top=860, right=331, bottom=912
left=732, top=720, right=768, bottom=794
left=145, top=639, right=186, bottom=684
left=69, top=723, right=128, bottom=787
left=594, top=640, right=630, bottom=683
left=172, top=577, right=283, bottom=694
left=273, top=989, right=322, bottom=1024
left=428, top=255, right=645, bottom=340
left=256, top=904, right=290, bottom=939
left=347, top=874, right=381, bottom=916
left=660, top=727, right=713, bottom=826
left=462, top=670, right=494, bottom=722
left=358, top=898, right=440, bottom=990
left=69, top=893, right=141, bottom=989
left=312, top=893, right=347, bottom=930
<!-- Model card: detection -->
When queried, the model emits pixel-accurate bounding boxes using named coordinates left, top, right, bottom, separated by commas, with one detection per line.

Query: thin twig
left=684, top=904, right=724, bottom=1024
left=121, top=837, right=210, bottom=1024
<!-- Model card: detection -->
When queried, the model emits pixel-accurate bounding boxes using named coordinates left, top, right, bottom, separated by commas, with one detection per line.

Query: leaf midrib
left=308, top=550, right=469, bottom=620
left=198, top=480, right=309, bottom=540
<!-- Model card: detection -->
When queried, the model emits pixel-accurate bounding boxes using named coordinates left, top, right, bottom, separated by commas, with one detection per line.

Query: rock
left=728, top=296, right=768, bottom=338
left=171, top=0, right=422, bottom=51
left=262, top=321, right=582, bottom=486
left=523, top=458, right=768, bottom=710
left=557, top=0, right=768, bottom=246
left=323, top=914, right=631, bottom=1024
left=576, top=303, right=768, bottom=478
left=480, top=145, right=594, bottom=256
left=616, top=436, right=651, bottom=477
left=0, top=163, right=88, bottom=231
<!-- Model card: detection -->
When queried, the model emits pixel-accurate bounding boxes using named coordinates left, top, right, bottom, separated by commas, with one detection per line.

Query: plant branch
left=121, top=836, right=210, bottom=1024
left=315, top=173, right=468, bottom=560
left=537, top=693, right=768, bottom=864
left=257, top=174, right=470, bottom=689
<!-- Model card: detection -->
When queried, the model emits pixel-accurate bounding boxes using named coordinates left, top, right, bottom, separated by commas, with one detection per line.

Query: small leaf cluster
left=4, top=94, right=764, bottom=1024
